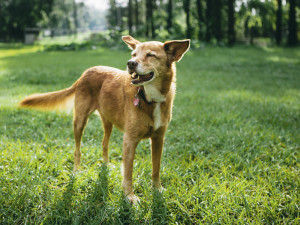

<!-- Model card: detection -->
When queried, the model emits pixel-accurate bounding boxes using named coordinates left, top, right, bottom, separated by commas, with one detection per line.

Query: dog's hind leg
left=73, top=95, right=94, bottom=171
left=100, top=115, right=113, bottom=164
left=73, top=113, right=88, bottom=171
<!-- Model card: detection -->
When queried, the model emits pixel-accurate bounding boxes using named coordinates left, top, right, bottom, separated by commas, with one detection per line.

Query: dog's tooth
left=131, top=73, right=136, bottom=78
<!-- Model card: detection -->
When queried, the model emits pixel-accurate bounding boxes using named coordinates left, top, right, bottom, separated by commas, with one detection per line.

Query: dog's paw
left=126, top=193, right=140, bottom=205
left=157, top=186, right=166, bottom=193
left=73, top=166, right=80, bottom=172
left=153, top=185, right=165, bottom=193
left=153, top=181, right=165, bottom=193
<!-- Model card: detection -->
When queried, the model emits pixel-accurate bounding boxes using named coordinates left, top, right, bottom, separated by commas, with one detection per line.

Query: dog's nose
left=127, top=60, right=138, bottom=69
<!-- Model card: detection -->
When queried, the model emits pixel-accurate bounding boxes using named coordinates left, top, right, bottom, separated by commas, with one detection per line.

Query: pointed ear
left=122, top=35, right=141, bottom=50
left=164, top=39, right=190, bottom=62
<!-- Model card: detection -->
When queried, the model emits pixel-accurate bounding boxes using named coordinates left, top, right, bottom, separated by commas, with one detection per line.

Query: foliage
left=0, top=45, right=299, bottom=224
left=1, top=0, right=299, bottom=45
left=0, top=0, right=54, bottom=41
left=104, top=0, right=299, bottom=45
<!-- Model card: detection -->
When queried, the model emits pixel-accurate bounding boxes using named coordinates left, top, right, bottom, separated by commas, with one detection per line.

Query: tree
left=128, top=0, right=133, bottom=35
left=151, top=0, right=156, bottom=38
left=73, top=0, right=78, bottom=34
left=214, top=0, right=222, bottom=43
left=196, top=0, right=204, bottom=40
left=206, top=0, right=213, bottom=42
left=276, top=0, right=282, bottom=45
left=107, top=0, right=118, bottom=31
left=287, top=0, right=298, bottom=46
left=0, top=0, right=54, bottom=41
left=183, top=0, right=192, bottom=38
left=145, top=0, right=150, bottom=37
left=228, top=0, right=235, bottom=46
left=167, top=0, right=173, bottom=35
left=134, top=0, right=139, bottom=34
left=145, top=0, right=155, bottom=38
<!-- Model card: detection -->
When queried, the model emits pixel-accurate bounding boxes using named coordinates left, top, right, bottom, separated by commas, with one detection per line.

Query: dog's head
left=122, top=36, right=190, bottom=86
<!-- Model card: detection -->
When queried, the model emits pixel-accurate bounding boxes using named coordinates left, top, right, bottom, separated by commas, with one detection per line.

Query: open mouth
left=131, top=72, right=154, bottom=85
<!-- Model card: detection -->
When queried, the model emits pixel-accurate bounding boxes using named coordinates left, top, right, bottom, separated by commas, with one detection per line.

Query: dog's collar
left=133, top=87, right=154, bottom=107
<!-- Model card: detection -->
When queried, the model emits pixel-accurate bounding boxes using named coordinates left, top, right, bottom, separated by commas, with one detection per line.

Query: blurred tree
left=196, top=0, right=204, bottom=40
left=228, top=0, right=236, bottom=45
left=128, top=0, right=133, bottom=35
left=206, top=0, right=213, bottom=42
left=276, top=0, right=282, bottom=45
left=0, top=0, right=54, bottom=41
left=145, top=0, right=155, bottom=38
left=167, top=0, right=173, bottom=35
left=73, top=0, right=78, bottom=34
left=151, top=0, right=156, bottom=38
left=287, top=0, right=298, bottom=45
left=134, top=0, right=139, bottom=34
left=214, top=0, right=222, bottom=43
left=183, top=0, right=192, bottom=38
left=107, top=0, right=118, bottom=32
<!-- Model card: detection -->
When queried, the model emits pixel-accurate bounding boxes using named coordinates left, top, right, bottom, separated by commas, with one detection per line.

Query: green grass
left=0, top=44, right=299, bottom=224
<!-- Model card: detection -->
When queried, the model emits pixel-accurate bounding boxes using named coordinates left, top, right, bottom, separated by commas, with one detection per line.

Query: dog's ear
left=164, top=39, right=190, bottom=62
left=122, top=35, right=141, bottom=50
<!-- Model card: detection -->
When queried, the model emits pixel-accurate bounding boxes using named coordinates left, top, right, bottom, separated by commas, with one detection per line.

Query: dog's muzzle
left=127, top=60, right=138, bottom=73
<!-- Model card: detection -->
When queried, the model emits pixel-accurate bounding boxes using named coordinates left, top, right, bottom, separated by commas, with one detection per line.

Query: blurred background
left=0, top=0, right=299, bottom=48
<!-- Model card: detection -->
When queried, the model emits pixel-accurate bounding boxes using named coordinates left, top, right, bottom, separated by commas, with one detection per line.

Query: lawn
left=0, top=44, right=299, bottom=224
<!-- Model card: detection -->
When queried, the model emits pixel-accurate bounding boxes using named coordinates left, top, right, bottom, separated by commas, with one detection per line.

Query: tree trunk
left=167, top=0, right=173, bottom=35
left=134, top=0, right=139, bottom=34
left=196, top=0, right=204, bottom=40
left=151, top=0, right=155, bottom=38
left=228, top=0, right=235, bottom=46
left=183, top=0, right=191, bottom=39
left=145, top=0, right=150, bottom=37
left=107, top=0, right=118, bottom=31
left=287, top=0, right=298, bottom=46
left=276, top=0, right=282, bottom=45
left=128, top=0, right=133, bottom=35
left=145, top=0, right=155, bottom=38
left=205, top=0, right=212, bottom=42
left=214, top=0, right=222, bottom=43
left=73, top=0, right=78, bottom=34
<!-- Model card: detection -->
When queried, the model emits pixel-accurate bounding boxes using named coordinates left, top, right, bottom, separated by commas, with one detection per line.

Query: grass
left=0, top=44, right=299, bottom=224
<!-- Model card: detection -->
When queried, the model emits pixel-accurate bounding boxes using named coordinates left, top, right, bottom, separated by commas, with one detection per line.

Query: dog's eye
left=132, top=53, right=136, bottom=57
left=147, top=53, right=156, bottom=57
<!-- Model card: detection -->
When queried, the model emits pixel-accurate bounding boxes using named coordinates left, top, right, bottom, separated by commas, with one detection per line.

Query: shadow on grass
left=74, top=164, right=110, bottom=224
left=42, top=164, right=111, bottom=224
left=151, top=189, right=168, bottom=224
left=117, top=193, right=135, bottom=224
left=43, top=173, right=77, bottom=224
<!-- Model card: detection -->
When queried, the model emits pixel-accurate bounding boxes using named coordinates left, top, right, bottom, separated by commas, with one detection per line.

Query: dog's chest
left=153, top=103, right=162, bottom=130
left=143, top=84, right=166, bottom=130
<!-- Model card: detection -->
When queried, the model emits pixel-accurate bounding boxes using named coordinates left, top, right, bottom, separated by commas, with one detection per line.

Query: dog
left=19, top=36, right=190, bottom=203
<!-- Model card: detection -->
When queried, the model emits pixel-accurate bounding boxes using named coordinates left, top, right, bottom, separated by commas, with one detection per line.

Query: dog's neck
left=143, top=66, right=175, bottom=103
left=143, top=83, right=166, bottom=103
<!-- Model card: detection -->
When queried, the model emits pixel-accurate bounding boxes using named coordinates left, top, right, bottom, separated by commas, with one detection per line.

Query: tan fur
left=19, top=36, right=190, bottom=203
left=19, top=83, right=77, bottom=111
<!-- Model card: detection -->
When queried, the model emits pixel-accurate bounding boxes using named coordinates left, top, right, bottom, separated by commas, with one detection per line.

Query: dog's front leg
left=122, top=133, right=139, bottom=203
left=151, top=127, right=167, bottom=191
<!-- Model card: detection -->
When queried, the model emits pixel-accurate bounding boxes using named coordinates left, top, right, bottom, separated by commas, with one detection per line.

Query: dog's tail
left=19, top=82, right=78, bottom=112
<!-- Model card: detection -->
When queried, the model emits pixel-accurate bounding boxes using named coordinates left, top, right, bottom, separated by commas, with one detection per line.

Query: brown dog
left=19, top=36, right=190, bottom=203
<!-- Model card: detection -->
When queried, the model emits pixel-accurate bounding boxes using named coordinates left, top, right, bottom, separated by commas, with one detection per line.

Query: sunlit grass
left=0, top=45, right=299, bottom=224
